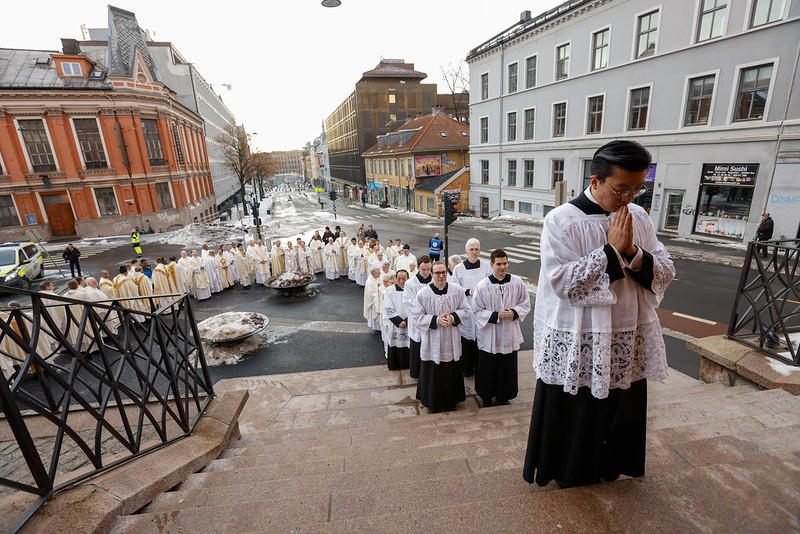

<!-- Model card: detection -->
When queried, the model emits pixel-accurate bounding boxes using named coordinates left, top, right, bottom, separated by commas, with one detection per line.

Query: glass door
left=664, top=191, right=683, bottom=231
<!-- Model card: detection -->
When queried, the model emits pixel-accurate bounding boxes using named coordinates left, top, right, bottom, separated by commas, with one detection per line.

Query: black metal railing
left=0, top=289, right=213, bottom=531
left=728, top=238, right=800, bottom=366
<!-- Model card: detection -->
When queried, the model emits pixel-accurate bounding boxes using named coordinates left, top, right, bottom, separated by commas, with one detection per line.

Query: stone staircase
left=108, top=352, right=800, bottom=533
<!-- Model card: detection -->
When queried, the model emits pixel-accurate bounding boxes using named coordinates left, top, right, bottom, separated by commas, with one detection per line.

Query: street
left=3, top=191, right=745, bottom=382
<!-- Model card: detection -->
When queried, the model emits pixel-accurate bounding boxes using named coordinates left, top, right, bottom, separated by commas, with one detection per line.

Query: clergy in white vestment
left=178, top=251, right=195, bottom=293
left=248, top=240, right=270, bottom=284
left=394, top=246, right=417, bottom=274
left=523, top=140, right=674, bottom=489
left=63, top=280, right=92, bottom=352
left=188, top=252, right=211, bottom=300
left=382, top=270, right=410, bottom=370
left=168, top=257, right=189, bottom=294
left=270, top=241, right=285, bottom=276
left=216, top=251, right=234, bottom=288
left=113, top=266, right=141, bottom=314
left=84, top=277, right=119, bottom=335
left=346, top=238, right=358, bottom=281
left=322, top=237, right=341, bottom=280
left=350, top=242, right=368, bottom=286
left=471, top=249, right=531, bottom=407
left=413, top=261, right=470, bottom=414
left=297, top=242, right=314, bottom=275
left=98, top=270, right=117, bottom=299
left=336, top=232, right=349, bottom=276
left=363, top=268, right=382, bottom=332
left=204, top=251, right=223, bottom=293
left=200, top=244, right=210, bottom=258
left=131, top=266, right=155, bottom=313
left=378, top=274, right=392, bottom=347
left=234, top=245, right=253, bottom=287
left=384, top=239, right=396, bottom=269
left=152, top=258, right=177, bottom=308
left=221, top=246, right=237, bottom=282
left=401, top=256, right=432, bottom=379
left=0, top=303, right=53, bottom=375
left=309, top=234, right=324, bottom=273
left=451, top=238, right=493, bottom=378
left=284, top=242, right=299, bottom=273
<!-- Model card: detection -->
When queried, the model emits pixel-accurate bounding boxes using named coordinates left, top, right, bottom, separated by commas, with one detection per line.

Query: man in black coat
left=364, top=224, right=379, bottom=240
left=62, top=243, right=82, bottom=277
left=756, top=213, right=774, bottom=256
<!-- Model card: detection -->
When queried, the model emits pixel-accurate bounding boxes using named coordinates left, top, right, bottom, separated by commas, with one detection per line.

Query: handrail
left=0, top=289, right=213, bottom=532
left=727, top=238, right=800, bottom=366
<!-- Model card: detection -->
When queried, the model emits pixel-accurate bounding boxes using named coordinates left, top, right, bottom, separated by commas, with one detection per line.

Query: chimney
left=404, top=115, right=412, bottom=124
left=520, top=10, right=532, bottom=22
left=61, top=38, right=81, bottom=55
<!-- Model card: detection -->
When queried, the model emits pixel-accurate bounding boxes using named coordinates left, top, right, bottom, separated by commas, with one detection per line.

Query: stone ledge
left=20, top=389, right=248, bottom=534
left=689, top=335, right=800, bottom=395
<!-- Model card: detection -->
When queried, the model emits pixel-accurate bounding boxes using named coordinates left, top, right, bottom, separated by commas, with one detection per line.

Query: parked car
left=0, top=242, right=44, bottom=290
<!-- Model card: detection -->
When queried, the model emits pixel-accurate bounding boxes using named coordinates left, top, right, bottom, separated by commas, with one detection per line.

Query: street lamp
left=405, top=175, right=412, bottom=212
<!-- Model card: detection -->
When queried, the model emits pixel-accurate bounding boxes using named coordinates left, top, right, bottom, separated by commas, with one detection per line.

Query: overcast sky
left=5, top=0, right=557, bottom=152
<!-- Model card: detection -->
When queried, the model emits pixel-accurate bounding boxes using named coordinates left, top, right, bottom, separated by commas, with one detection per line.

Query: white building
left=467, top=0, right=800, bottom=242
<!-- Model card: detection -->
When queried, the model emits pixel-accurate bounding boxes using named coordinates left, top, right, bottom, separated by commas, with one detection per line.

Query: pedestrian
left=365, top=224, right=379, bottom=241
left=471, top=249, right=530, bottom=407
left=62, top=244, right=82, bottom=277
left=362, top=193, right=367, bottom=207
left=429, top=232, right=443, bottom=261
left=522, top=139, right=674, bottom=489
left=413, top=260, right=470, bottom=413
left=755, top=212, right=774, bottom=256
left=322, top=226, right=334, bottom=244
left=356, top=223, right=366, bottom=243
left=451, top=238, right=492, bottom=377
left=131, top=229, right=142, bottom=257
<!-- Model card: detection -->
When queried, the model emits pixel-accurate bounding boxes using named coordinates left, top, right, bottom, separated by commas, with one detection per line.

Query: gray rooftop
left=107, top=6, right=160, bottom=81
left=0, top=48, right=108, bottom=89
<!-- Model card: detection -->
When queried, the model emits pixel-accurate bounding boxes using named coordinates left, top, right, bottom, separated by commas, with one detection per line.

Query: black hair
left=591, top=140, right=652, bottom=181
left=490, top=249, right=508, bottom=262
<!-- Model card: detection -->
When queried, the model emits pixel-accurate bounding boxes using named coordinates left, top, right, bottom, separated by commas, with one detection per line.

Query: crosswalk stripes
left=478, top=241, right=541, bottom=264
left=43, top=241, right=122, bottom=261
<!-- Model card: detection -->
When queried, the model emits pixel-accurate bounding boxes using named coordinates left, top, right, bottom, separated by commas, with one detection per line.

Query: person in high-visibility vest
left=131, top=229, right=142, bottom=256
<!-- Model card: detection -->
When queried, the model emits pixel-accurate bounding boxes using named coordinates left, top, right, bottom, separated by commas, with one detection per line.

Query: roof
left=107, top=6, right=160, bottom=81
left=360, top=60, right=427, bottom=81
left=361, top=113, right=470, bottom=157
left=467, top=0, right=593, bottom=60
left=415, top=168, right=464, bottom=192
left=0, top=48, right=108, bottom=89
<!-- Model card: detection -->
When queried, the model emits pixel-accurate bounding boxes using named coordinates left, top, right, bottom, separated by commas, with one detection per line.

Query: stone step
left=293, top=454, right=800, bottom=533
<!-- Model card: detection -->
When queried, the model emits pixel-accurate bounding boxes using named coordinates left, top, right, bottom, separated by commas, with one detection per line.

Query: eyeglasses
left=604, top=181, right=649, bottom=199
left=432, top=271, right=447, bottom=276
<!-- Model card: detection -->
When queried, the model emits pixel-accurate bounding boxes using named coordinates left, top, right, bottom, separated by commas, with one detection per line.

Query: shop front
left=693, top=164, right=758, bottom=240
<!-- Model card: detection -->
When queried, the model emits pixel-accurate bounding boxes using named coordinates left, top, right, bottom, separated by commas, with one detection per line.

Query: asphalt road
left=3, top=191, right=747, bottom=382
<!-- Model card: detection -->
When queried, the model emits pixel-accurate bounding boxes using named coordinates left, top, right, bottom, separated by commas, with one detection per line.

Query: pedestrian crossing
left=43, top=241, right=124, bottom=261
left=478, top=241, right=541, bottom=264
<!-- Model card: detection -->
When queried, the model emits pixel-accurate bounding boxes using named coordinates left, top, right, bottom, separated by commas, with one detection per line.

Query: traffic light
left=443, top=195, right=458, bottom=226
left=328, top=190, right=338, bottom=201
left=253, top=217, right=262, bottom=226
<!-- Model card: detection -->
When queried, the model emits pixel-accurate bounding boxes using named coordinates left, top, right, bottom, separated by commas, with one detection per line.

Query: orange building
left=0, top=8, right=215, bottom=240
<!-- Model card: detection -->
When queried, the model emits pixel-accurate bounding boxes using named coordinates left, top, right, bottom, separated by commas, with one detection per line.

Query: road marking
left=478, top=252, right=524, bottom=263
left=672, top=312, right=717, bottom=325
left=515, top=243, right=541, bottom=251
left=480, top=250, right=540, bottom=261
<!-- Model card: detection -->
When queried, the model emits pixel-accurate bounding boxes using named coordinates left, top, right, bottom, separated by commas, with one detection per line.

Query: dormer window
left=439, top=132, right=447, bottom=137
left=460, top=131, right=468, bottom=137
left=62, top=62, right=83, bottom=76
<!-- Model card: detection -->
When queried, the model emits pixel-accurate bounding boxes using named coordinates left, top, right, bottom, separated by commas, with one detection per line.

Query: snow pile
left=158, top=223, right=253, bottom=248
left=197, top=311, right=267, bottom=341
left=267, top=271, right=313, bottom=287
left=201, top=323, right=296, bottom=367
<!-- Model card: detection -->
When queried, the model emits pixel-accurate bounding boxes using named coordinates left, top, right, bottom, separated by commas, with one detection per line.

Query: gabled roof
left=107, top=6, right=160, bottom=81
left=362, top=113, right=470, bottom=157
left=415, top=168, right=465, bottom=192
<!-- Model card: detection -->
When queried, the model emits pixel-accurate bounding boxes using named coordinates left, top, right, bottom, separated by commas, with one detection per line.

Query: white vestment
left=414, top=282, right=470, bottom=364
left=284, top=247, right=299, bottom=273
left=472, top=274, right=531, bottom=354
left=323, top=243, right=341, bottom=280
left=383, top=284, right=409, bottom=350
left=451, top=259, right=493, bottom=341
left=204, top=256, right=223, bottom=293
left=402, top=272, right=432, bottom=343
left=309, top=238, right=324, bottom=273
left=248, top=245, right=270, bottom=284
left=363, top=275, right=382, bottom=331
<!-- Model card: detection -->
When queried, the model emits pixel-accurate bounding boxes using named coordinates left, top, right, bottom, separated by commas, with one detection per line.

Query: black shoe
left=496, top=399, right=510, bottom=406
left=481, top=398, right=493, bottom=408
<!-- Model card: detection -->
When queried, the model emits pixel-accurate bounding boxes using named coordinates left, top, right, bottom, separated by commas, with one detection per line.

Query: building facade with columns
left=0, top=7, right=215, bottom=240
left=467, top=0, right=800, bottom=242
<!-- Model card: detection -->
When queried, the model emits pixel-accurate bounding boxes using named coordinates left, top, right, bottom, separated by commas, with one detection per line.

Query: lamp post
left=405, top=175, right=411, bottom=212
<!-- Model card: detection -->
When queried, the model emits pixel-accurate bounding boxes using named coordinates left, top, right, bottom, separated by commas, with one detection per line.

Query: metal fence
left=0, top=289, right=213, bottom=530
left=728, top=238, right=800, bottom=365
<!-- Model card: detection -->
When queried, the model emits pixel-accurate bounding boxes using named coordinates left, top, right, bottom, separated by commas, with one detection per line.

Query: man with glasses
left=523, top=140, right=674, bottom=489
left=413, top=261, right=471, bottom=413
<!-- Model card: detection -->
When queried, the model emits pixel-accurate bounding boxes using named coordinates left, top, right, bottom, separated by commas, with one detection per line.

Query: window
left=19, top=119, right=57, bottom=172
left=636, top=10, right=659, bottom=58
left=628, top=87, right=650, bottom=130
left=389, top=113, right=397, bottom=121
left=480, top=117, right=488, bottom=143
left=508, top=63, right=518, bottom=93
left=525, top=56, right=537, bottom=88
left=507, top=160, right=517, bottom=186
left=552, top=160, right=565, bottom=188
left=519, top=201, right=532, bottom=214
left=556, top=43, right=570, bottom=80
left=400, top=159, right=405, bottom=176
left=698, top=0, right=727, bottom=41
left=481, top=160, right=489, bottom=184
left=750, top=0, right=785, bottom=27
left=95, top=187, right=119, bottom=216
left=524, top=108, right=535, bottom=140
left=156, top=182, right=172, bottom=210
left=507, top=112, right=517, bottom=141
left=481, top=73, right=489, bottom=100
left=503, top=199, right=515, bottom=211
left=583, top=160, right=593, bottom=190
left=553, top=102, right=566, bottom=137
left=140, top=118, right=165, bottom=166
left=426, top=197, right=435, bottom=213
left=524, top=160, right=534, bottom=187
left=61, top=62, right=82, bottom=76
left=587, top=96, right=604, bottom=134
left=735, top=64, right=772, bottom=121
left=592, top=29, right=610, bottom=70
left=0, top=196, right=20, bottom=227
left=685, top=75, right=715, bottom=125
left=388, top=93, right=396, bottom=104
left=73, top=118, right=107, bottom=169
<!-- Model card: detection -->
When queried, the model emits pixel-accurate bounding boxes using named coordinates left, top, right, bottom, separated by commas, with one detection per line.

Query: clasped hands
left=437, top=314, right=453, bottom=327
left=607, top=204, right=638, bottom=258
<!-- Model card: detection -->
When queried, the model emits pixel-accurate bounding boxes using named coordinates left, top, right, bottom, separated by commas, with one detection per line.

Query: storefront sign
left=172, top=125, right=184, bottom=165
left=700, top=164, right=758, bottom=186
left=415, top=155, right=441, bottom=177
left=645, top=163, right=656, bottom=183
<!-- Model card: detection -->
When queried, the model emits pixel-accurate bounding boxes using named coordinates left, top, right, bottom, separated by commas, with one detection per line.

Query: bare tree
left=440, top=62, right=470, bottom=124
left=252, top=151, right=276, bottom=196
left=217, top=123, right=255, bottom=215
